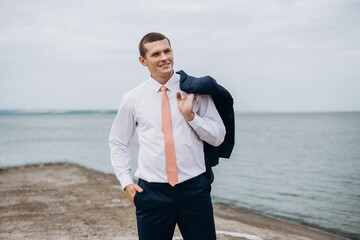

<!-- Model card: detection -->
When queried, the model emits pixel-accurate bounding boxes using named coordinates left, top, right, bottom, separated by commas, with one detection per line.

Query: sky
left=0, top=0, right=359, bottom=112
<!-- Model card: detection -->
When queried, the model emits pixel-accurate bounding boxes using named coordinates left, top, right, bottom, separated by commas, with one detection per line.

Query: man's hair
left=139, top=32, right=171, bottom=58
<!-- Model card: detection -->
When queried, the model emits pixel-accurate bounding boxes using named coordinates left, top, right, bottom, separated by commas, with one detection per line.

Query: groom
left=109, top=32, right=226, bottom=240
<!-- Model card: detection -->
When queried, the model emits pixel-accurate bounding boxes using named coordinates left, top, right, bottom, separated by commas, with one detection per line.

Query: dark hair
left=139, top=32, right=171, bottom=58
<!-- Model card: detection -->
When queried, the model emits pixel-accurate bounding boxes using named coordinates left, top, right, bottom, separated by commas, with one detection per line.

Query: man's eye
left=152, top=53, right=159, bottom=56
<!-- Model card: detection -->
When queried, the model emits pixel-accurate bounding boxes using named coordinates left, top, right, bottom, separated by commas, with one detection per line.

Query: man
left=109, top=32, right=226, bottom=240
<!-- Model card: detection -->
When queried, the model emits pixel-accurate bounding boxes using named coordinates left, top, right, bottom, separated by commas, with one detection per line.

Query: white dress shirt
left=109, top=72, right=226, bottom=189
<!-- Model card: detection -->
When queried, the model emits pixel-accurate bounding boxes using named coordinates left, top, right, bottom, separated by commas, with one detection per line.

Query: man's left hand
left=176, top=92, right=195, bottom=121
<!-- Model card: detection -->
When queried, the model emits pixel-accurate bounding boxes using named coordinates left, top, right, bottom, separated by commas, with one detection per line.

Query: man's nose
left=160, top=52, right=168, bottom=61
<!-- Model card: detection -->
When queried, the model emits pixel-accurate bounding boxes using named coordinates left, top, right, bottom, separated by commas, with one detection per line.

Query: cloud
left=0, top=0, right=359, bottom=111
left=341, top=51, right=360, bottom=57
left=138, top=0, right=205, bottom=11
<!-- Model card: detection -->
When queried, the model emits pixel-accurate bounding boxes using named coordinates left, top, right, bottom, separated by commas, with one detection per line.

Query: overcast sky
left=0, top=0, right=359, bottom=112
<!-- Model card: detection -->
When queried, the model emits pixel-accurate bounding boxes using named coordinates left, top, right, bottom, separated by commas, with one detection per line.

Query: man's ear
left=139, top=56, right=147, bottom=67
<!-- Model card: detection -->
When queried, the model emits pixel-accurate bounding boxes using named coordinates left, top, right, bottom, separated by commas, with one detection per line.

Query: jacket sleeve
left=187, top=94, right=226, bottom=147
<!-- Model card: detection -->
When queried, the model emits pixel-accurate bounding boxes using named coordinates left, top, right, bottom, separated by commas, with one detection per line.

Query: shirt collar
left=148, top=72, right=180, bottom=92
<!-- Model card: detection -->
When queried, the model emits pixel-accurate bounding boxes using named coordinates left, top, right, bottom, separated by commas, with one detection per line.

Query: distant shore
left=1, top=109, right=359, bottom=116
left=0, top=163, right=349, bottom=240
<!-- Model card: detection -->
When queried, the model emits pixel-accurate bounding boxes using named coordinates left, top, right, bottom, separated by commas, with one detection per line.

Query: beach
left=0, top=163, right=348, bottom=240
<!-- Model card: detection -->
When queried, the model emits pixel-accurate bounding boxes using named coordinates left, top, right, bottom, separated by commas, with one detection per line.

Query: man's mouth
left=159, top=62, right=171, bottom=68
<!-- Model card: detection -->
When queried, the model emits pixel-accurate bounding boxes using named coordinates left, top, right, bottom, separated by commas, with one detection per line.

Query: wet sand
left=0, top=163, right=349, bottom=240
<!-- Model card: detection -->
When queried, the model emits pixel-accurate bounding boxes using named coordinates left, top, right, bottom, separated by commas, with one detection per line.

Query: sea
left=0, top=111, right=359, bottom=239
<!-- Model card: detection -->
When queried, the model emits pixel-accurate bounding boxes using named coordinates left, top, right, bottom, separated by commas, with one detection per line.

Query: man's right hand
left=124, top=183, right=143, bottom=203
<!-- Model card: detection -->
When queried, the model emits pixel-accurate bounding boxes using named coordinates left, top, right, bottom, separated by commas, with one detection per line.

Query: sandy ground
left=0, top=163, right=349, bottom=240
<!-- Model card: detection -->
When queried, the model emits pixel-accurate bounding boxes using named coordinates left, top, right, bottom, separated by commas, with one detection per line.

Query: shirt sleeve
left=109, top=94, right=136, bottom=190
left=187, top=95, right=226, bottom=147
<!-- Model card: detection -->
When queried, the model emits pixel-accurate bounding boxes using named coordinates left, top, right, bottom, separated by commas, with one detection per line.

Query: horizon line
left=0, top=109, right=359, bottom=115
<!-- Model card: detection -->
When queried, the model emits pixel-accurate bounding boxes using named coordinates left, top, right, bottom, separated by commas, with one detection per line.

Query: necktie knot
left=161, top=86, right=167, bottom=92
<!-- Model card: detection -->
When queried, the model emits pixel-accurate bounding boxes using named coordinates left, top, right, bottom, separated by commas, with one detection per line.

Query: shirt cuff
left=187, top=113, right=203, bottom=130
left=119, top=171, right=134, bottom=190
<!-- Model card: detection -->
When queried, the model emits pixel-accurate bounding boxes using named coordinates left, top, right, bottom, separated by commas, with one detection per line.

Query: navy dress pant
left=134, top=173, right=216, bottom=240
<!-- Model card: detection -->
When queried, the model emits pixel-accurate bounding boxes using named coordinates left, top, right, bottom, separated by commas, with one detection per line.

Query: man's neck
left=151, top=70, right=174, bottom=85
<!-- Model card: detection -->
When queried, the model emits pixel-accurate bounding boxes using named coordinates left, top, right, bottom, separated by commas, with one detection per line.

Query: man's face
left=139, top=39, right=174, bottom=82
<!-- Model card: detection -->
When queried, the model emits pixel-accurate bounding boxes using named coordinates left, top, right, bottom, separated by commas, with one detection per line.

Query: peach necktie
left=160, top=86, right=178, bottom=187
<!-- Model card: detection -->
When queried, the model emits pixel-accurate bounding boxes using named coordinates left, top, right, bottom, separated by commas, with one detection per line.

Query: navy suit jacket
left=177, top=70, right=235, bottom=170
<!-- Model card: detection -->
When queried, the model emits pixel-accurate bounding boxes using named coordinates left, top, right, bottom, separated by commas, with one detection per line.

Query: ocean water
left=0, top=112, right=359, bottom=239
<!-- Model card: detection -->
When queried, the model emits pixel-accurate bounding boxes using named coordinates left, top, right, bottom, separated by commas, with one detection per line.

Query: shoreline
left=0, top=163, right=350, bottom=240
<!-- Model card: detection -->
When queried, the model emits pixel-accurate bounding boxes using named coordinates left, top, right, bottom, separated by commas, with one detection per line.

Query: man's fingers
left=176, top=92, right=182, bottom=102
left=124, top=184, right=143, bottom=203
left=135, top=185, right=143, bottom=193
left=177, top=92, right=195, bottom=102
left=125, top=184, right=143, bottom=197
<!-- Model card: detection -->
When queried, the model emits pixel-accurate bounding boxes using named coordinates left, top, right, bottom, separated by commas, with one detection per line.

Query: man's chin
left=159, top=68, right=174, bottom=76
